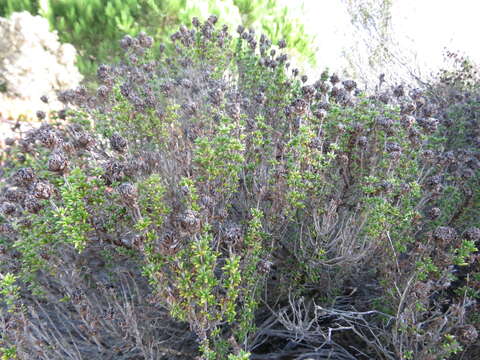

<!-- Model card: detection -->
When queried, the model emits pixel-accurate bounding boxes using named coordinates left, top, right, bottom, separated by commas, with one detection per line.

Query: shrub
left=0, top=17, right=479, bottom=360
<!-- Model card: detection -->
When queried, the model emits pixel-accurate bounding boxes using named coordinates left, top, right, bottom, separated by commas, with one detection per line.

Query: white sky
left=282, top=0, right=479, bottom=83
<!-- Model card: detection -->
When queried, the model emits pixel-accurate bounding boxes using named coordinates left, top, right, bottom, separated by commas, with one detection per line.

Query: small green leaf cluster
left=54, top=168, right=96, bottom=251
left=0, top=346, right=17, bottom=360
left=0, top=272, right=19, bottom=310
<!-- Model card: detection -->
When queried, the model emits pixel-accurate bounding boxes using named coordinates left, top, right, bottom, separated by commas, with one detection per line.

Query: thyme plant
left=0, top=17, right=479, bottom=360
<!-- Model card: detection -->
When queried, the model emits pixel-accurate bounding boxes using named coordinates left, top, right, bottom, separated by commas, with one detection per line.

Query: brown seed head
left=178, top=209, right=201, bottom=233
left=13, top=168, right=36, bottom=187
left=48, top=152, right=68, bottom=173
left=32, top=181, right=53, bottom=200
left=433, top=226, right=457, bottom=245
left=4, top=138, right=15, bottom=146
left=401, top=102, right=417, bottom=114
left=456, top=325, right=478, bottom=345
left=1, top=202, right=16, bottom=216
left=110, top=133, right=128, bottom=153
left=24, top=196, right=42, bottom=214
left=330, top=73, right=340, bottom=84
left=36, top=110, right=46, bottom=120
left=313, top=109, right=327, bottom=120
left=464, top=227, right=480, bottom=242
left=428, top=207, right=441, bottom=219
left=342, top=80, right=357, bottom=92
left=117, top=183, right=138, bottom=206
left=38, top=130, right=59, bottom=149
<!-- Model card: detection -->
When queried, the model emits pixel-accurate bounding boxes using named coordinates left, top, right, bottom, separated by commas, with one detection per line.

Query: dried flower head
left=139, top=34, right=154, bottom=48
left=75, top=132, right=95, bottom=149
left=292, top=98, right=308, bottom=114
left=401, top=115, right=416, bottom=129
left=58, top=109, right=68, bottom=120
left=330, top=73, right=340, bottom=84
left=32, top=181, right=53, bottom=200
left=258, top=259, right=274, bottom=274
left=464, top=227, right=480, bottom=242
left=178, top=209, right=201, bottom=234
left=433, top=226, right=457, bottom=244
left=207, top=14, right=218, bottom=25
left=393, top=84, right=405, bottom=97
left=36, top=110, right=46, bottom=120
left=224, top=223, right=243, bottom=245
left=102, top=160, right=125, bottom=184
left=120, top=35, right=134, bottom=50
left=110, top=133, right=128, bottom=153
left=1, top=202, right=16, bottom=216
left=4, top=137, right=15, bottom=146
left=97, top=85, right=110, bottom=98
left=401, top=102, right=417, bottom=115
left=342, top=80, right=357, bottom=92
left=48, top=152, right=68, bottom=173
left=0, top=222, right=15, bottom=234
left=456, top=325, right=478, bottom=345
left=117, top=183, right=138, bottom=206
left=315, top=81, right=330, bottom=95
left=38, top=130, right=59, bottom=149
left=422, top=117, right=439, bottom=133
left=192, top=17, right=201, bottom=28
left=313, top=109, right=327, bottom=120
left=301, top=85, right=316, bottom=100
left=13, top=168, right=36, bottom=187
left=386, top=142, right=401, bottom=153
left=24, top=195, right=42, bottom=214
left=358, top=136, right=368, bottom=148
left=4, top=187, right=25, bottom=203
left=428, top=207, right=441, bottom=219
left=378, top=93, right=391, bottom=104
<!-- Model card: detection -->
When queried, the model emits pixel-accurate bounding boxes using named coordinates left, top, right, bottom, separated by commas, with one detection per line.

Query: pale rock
left=0, top=11, right=82, bottom=121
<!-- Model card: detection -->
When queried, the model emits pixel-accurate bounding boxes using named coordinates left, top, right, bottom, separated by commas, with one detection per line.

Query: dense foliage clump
left=0, top=16, right=479, bottom=360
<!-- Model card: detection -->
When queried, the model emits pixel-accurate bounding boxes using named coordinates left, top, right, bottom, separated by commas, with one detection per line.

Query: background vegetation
left=0, top=0, right=316, bottom=81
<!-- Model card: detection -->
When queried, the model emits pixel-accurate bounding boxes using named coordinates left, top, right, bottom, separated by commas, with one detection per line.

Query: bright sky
left=282, top=0, right=479, bottom=83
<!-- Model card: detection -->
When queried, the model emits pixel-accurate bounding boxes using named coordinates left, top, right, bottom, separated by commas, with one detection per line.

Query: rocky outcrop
left=0, top=11, right=82, bottom=121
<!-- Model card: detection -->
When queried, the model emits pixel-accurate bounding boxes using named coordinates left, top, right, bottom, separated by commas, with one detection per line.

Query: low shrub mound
left=0, top=16, right=479, bottom=360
